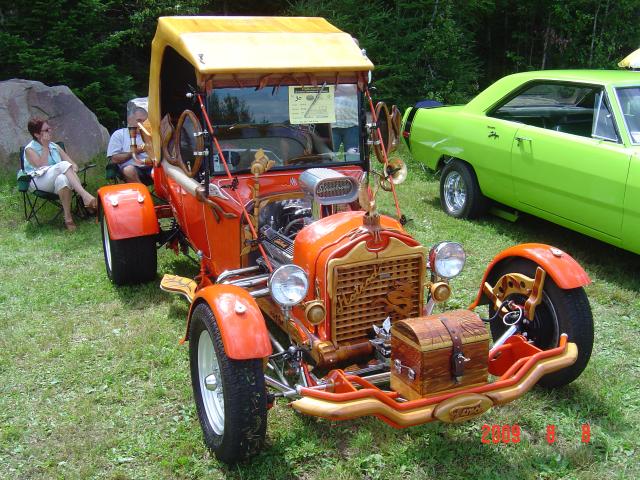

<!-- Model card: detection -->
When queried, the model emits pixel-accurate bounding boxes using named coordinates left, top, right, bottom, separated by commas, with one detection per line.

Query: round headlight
left=429, top=242, right=466, bottom=279
left=269, top=265, right=309, bottom=308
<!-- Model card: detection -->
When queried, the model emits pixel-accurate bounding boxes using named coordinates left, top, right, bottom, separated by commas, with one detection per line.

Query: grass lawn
left=1, top=150, right=639, bottom=479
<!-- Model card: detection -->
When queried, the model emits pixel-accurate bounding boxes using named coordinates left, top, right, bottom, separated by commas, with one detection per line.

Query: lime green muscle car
left=402, top=70, right=640, bottom=254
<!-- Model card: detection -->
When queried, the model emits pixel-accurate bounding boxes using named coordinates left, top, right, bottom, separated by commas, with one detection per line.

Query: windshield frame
left=203, top=84, right=368, bottom=176
left=614, top=85, right=640, bottom=146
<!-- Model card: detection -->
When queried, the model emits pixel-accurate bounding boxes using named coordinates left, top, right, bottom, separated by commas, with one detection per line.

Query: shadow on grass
left=540, top=380, right=626, bottom=430
left=481, top=211, right=640, bottom=290
left=423, top=184, right=640, bottom=291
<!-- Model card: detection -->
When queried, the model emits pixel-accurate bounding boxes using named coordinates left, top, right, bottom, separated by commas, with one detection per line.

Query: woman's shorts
left=30, top=161, right=72, bottom=194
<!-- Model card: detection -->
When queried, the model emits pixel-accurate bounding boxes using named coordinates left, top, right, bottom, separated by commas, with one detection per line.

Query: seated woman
left=24, top=117, right=97, bottom=231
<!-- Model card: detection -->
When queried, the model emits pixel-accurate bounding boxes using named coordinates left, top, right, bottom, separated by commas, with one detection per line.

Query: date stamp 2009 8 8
left=480, top=424, right=591, bottom=445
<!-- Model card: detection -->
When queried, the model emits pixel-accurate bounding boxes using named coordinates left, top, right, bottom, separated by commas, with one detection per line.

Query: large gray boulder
left=0, top=79, right=109, bottom=170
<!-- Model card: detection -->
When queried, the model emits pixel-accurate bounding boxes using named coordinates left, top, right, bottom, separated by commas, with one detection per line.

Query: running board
left=490, top=205, right=519, bottom=222
left=160, top=274, right=197, bottom=303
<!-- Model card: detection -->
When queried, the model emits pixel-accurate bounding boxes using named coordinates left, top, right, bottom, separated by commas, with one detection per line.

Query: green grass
left=1, top=150, right=639, bottom=479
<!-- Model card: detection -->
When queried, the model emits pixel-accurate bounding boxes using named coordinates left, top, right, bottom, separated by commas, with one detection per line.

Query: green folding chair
left=106, top=161, right=123, bottom=184
left=18, top=143, right=95, bottom=225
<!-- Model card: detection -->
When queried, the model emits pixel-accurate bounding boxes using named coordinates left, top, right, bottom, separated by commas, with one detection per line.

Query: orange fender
left=469, top=243, right=590, bottom=309
left=188, top=284, right=272, bottom=360
left=98, top=184, right=159, bottom=240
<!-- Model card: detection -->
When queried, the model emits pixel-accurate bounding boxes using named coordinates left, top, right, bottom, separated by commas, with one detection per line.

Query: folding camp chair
left=105, top=161, right=122, bottom=184
left=17, top=143, right=95, bottom=225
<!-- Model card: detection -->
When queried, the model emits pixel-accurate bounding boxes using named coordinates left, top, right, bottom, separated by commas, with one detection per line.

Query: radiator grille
left=332, top=255, right=423, bottom=344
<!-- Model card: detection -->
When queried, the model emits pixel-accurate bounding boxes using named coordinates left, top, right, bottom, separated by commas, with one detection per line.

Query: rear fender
left=470, top=243, right=590, bottom=309
left=187, top=284, right=272, bottom=360
left=98, top=184, right=158, bottom=240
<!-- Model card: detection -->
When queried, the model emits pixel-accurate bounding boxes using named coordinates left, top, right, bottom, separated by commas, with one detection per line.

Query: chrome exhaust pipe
left=216, top=266, right=261, bottom=284
left=265, top=375, right=298, bottom=398
left=226, top=274, right=269, bottom=288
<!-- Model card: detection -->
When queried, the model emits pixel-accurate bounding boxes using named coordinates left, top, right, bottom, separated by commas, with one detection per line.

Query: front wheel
left=488, top=259, right=594, bottom=388
left=440, top=159, right=488, bottom=219
left=189, top=303, right=267, bottom=464
left=99, top=206, right=157, bottom=285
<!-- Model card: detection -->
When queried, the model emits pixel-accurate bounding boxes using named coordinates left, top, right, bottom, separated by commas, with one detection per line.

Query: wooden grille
left=332, top=255, right=423, bottom=344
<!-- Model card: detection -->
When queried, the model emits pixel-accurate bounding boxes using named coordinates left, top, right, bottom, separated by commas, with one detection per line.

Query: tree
left=289, top=0, right=481, bottom=109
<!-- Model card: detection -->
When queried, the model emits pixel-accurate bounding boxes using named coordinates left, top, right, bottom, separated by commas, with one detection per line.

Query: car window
left=490, top=82, right=618, bottom=141
left=615, top=86, right=640, bottom=144
left=499, top=83, right=595, bottom=108
left=592, top=92, right=618, bottom=141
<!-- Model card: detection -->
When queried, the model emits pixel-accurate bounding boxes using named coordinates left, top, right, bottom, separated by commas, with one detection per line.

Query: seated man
left=107, top=107, right=152, bottom=184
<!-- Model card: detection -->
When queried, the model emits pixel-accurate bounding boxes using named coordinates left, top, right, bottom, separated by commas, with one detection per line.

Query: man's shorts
left=119, top=158, right=153, bottom=185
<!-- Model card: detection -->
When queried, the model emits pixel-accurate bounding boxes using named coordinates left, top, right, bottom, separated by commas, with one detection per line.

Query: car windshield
left=206, top=84, right=362, bottom=173
left=615, top=86, right=640, bottom=144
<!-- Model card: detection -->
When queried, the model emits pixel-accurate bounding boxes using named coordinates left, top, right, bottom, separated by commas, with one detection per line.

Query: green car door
left=512, top=127, right=630, bottom=239
left=503, top=82, right=631, bottom=239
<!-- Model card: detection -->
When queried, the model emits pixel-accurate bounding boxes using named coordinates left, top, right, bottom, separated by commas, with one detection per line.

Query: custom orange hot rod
left=98, top=16, right=594, bottom=463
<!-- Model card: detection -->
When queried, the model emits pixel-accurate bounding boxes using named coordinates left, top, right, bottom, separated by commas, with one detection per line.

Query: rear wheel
left=99, top=206, right=157, bottom=285
left=189, top=303, right=267, bottom=464
left=488, top=259, right=593, bottom=387
left=440, top=159, right=488, bottom=219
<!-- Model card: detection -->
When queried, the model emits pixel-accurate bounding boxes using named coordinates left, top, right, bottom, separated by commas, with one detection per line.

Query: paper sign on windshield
left=289, top=85, right=336, bottom=124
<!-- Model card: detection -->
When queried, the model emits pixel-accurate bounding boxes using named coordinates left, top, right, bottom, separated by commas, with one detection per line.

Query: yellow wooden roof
left=153, top=16, right=374, bottom=74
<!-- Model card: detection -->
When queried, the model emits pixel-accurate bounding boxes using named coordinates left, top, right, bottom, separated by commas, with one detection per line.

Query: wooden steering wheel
left=164, top=110, right=205, bottom=178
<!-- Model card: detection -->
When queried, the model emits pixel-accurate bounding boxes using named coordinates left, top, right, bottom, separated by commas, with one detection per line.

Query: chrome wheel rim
left=443, top=171, right=467, bottom=214
left=102, top=218, right=112, bottom=271
left=197, top=330, right=224, bottom=435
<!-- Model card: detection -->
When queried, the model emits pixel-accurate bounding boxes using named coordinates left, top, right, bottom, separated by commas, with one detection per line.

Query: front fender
left=469, top=243, right=590, bottom=309
left=188, top=284, right=272, bottom=360
left=98, top=184, right=158, bottom=240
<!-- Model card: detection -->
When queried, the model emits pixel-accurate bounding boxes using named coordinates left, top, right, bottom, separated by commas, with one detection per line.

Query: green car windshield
left=205, top=84, right=363, bottom=173
left=615, top=86, right=640, bottom=144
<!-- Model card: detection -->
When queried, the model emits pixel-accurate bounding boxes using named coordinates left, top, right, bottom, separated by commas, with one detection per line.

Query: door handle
left=515, top=136, right=532, bottom=143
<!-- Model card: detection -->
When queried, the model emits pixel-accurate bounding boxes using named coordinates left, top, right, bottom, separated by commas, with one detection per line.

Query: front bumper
left=291, top=334, right=577, bottom=427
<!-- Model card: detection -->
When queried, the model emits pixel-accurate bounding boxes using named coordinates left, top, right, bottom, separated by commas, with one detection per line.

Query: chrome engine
left=259, top=169, right=360, bottom=268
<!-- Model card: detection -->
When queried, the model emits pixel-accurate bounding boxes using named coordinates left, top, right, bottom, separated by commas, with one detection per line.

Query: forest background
left=1, top=0, right=638, bottom=131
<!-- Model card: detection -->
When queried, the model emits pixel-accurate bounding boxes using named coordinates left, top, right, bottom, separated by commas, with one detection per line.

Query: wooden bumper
left=291, top=339, right=578, bottom=428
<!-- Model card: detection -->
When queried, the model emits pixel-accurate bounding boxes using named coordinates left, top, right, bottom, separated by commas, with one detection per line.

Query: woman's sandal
left=84, top=197, right=98, bottom=215
left=64, top=219, right=77, bottom=232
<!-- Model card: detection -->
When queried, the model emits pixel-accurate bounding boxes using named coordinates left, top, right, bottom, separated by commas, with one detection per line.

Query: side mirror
left=173, top=110, right=205, bottom=178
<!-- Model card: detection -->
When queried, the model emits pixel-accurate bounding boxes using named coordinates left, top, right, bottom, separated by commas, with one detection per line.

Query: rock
left=0, top=79, right=109, bottom=170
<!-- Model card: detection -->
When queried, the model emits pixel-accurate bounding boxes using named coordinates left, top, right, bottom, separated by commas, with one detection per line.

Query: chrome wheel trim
left=443, top=171, right=467, bottom=214
left=198, top=330, right=224, bottom=435
left=102, top=218, right=112, bottom=271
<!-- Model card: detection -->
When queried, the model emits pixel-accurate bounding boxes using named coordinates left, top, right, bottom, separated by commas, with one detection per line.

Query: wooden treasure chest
left=390, top=309, right=490, bottom=400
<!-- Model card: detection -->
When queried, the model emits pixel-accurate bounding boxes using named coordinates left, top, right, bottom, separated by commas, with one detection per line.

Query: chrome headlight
left=429, top=242, right=466, bottom=279
left=269, top=265, right=309, bottom=308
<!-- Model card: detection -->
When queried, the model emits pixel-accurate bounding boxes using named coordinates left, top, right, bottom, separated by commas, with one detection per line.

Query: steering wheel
left=173, top=110, right=204, bottom=178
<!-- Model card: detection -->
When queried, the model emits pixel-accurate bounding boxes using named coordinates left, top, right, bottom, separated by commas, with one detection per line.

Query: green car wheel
left=440, top=159, right=488, bottom=219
